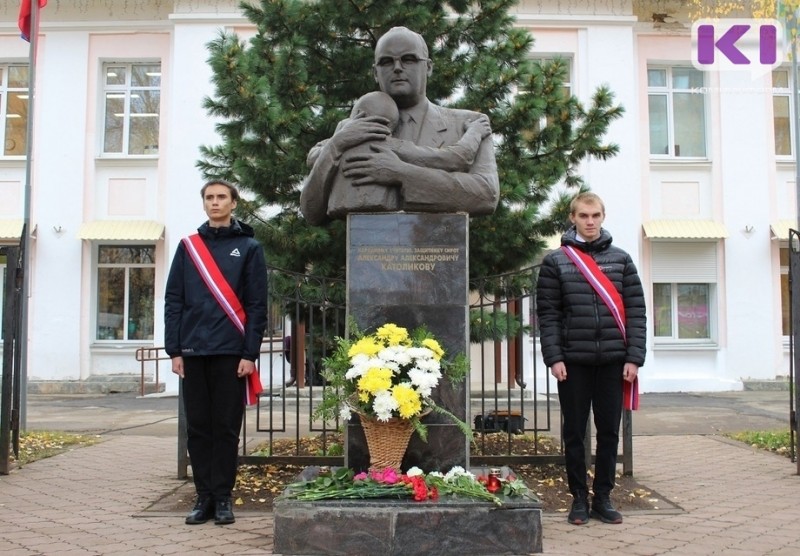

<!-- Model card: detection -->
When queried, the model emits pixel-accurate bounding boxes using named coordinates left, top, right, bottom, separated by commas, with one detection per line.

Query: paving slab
left=1, top=390, right=796, bottom=555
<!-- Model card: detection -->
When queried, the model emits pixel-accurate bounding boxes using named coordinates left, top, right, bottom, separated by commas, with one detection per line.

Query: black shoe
left=214, top=497, right=235, bottom=525
left=567, top=495, right=589, bottom=525
left=591, top=495, right=623, bottom=524
left=185, top=496, right=213, bottom=525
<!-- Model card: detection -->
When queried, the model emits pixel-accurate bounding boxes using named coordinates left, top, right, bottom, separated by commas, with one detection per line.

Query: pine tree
left=198, top=0, right=623, bottom=291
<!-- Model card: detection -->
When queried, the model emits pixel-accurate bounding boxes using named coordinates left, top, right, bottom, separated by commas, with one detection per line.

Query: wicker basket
left=360, top=415, right=415, bottom=470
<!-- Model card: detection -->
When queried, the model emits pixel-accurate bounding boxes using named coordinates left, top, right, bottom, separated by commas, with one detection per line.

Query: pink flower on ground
left=354, top=472, right=368, bottom=481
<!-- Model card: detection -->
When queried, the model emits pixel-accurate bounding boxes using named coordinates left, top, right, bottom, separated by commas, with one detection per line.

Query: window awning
left=769, top=220, right=796, bottom=241
left=643, top=220, right=728, bottom=239
left=0, top=219, right=24, bottom=241
left=77, top=220, right=164, bottom=241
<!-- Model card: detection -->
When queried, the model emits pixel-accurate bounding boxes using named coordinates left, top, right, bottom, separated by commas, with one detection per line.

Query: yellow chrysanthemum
left=358, top=391, right=370, bottom=403
left=392, top=383, right=422, bottom=418
left=348, top=337, right=383, bottom=358
left=421, top=338, right=444, bottom=361
left=375, top=323, right=409, bottom=346
left=357, top=367, right=393, bottom=395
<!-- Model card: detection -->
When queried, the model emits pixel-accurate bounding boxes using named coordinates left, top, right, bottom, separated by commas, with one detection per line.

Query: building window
left=1, top=64, right=29, bottom=156
left=529, top=56, right=572, bottom=132
left=653, top=283, right=713, bottom=339
left=773, top=69, right=792, bottom=157
left=102, top=62, right=161, bottom=155
left=96, top=245, right=155, bottom=341
left=651, top=241, right=718, bottom=344
left=648, top=66, right=706, bottom=158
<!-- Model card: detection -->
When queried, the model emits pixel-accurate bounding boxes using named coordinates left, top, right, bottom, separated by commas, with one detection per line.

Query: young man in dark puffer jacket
left=536, top=192, right=646, bottom=525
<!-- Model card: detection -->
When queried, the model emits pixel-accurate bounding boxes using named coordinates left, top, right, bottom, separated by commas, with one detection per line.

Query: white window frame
left=101, top=61, right=161, bottom=157
left=772, top=67, right=793, bottom=159
left=647, top=65, right=707, bottom=159
left=651, top=241, right=719, bottom=347
left=94, top=243, right=156, bottom=343
left=0, top=62, right=29, bottom=157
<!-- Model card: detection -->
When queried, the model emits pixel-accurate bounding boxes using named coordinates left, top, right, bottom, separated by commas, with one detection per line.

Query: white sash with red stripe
left=561, top=245, right=639, bottom=410
left=182, top=233, right=262, bottom=405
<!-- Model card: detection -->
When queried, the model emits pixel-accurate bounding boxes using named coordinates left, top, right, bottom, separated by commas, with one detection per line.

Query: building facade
left=0, top=0, right=792, bottom=393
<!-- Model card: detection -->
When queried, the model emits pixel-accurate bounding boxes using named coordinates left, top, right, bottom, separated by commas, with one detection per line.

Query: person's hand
left=623, top=363, right=639, bottom=383
left=330, top=115, right=392, bottom=155
left=342, top=143, right=405, bottom=187
left=550, top=361, right=567, bottom=382
left=464, top=114, right=491, bottom=139
left=171, top=356, right=184, bottom=378
left=237, top=359, right=256, bottom=378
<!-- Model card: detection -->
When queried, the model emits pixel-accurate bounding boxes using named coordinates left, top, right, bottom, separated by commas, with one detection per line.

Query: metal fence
left=0, top=243, right=24, bottom=475
left=151, top=262, right=636, bottom=477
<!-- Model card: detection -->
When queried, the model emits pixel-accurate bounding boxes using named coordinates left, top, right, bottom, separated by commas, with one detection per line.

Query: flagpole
left=18, top=0, right=41, bottom=430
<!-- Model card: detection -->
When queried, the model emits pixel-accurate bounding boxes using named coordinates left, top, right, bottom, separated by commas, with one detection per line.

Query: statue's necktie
left=395, top=112, right=417, bottom=141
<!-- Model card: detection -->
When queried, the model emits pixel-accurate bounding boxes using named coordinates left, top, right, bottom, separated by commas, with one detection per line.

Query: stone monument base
left=274, top=490, right=543, bottom=555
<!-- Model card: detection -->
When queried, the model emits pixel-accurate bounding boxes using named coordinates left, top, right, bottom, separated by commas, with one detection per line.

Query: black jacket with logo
left=536, top=226, right=646, bottom=368
left=164, top=219, right=268, bottom=361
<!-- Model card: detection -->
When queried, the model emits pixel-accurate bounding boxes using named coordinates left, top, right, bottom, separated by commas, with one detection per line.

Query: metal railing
left=155, top=262, right=636, bottom=477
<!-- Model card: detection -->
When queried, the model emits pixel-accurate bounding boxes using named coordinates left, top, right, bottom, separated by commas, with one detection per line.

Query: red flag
left=623, top=376, right=639, bottom=411
left=18, top=0, right=47, bottom=42
left=245, top=371, right=263, bottom=406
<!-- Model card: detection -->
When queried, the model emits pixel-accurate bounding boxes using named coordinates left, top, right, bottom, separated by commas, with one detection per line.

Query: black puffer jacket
left=164, top=219, right=268, bottom=361
left=536, top=227, right=646, bottom=367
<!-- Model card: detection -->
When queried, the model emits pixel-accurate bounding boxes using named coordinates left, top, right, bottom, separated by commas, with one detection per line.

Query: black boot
left=214, top=497, right=236, bottom=525
left=591, top=494, right=623, bottom=524
left=185, top=496, right=213, bottom=525
left=568, top=491, right=589, bottom=525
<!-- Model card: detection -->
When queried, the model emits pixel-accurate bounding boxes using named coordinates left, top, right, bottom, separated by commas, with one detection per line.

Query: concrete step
left=742, top=377, right=791, bottom=391
left=28, top=374, right=164, bottom=395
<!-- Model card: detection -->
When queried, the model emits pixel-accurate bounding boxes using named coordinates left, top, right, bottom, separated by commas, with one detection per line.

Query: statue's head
left=351, top=91, right=400, bottom=131
left=373, top=27, right=433, bottom=109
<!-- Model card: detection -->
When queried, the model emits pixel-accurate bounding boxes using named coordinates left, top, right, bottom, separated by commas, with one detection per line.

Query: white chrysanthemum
left=427, top=471, right=445, bottom=478
left=339, top=406, right=352, bottom=421
left=444, top=466, right=474, bottom=480
left=414, top=358, right=441, bottom=373
left=372, top=390, right=399, bottom=421
left=381, top=346, right=412, bottom=366
left=406, top=466, right=424, bottom=477
left=407, top=347, right=434, bottom=361
left=407, top=368, right=439, bottom=397
left=376, top=357, right=401, bottom=373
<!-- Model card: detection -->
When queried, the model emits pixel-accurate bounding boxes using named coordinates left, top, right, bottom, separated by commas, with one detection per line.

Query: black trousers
left=557, top=362, right=624, bottom=498
left=182, top=355, right=245, bottom=500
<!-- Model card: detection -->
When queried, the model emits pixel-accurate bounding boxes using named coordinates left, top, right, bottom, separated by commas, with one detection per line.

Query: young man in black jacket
left=165, top=180, right=268, bottom=525
left=536, top=192, right=646, bottom=525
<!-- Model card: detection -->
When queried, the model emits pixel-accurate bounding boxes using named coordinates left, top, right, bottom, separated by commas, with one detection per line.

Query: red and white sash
left=183, top=234, right=246, bottom=334
left=562, top=245, right=639, bottom=410
left=182, top=233, right=262, bottom=405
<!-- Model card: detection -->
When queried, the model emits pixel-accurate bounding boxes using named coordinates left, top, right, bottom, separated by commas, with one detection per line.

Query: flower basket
left=315, top=321, right=471, bottom=455
left=360, top=415, right=415, bottom=470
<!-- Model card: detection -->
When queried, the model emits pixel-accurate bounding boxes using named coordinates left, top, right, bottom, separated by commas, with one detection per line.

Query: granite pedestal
left=346, top=213, right=469, bottom=471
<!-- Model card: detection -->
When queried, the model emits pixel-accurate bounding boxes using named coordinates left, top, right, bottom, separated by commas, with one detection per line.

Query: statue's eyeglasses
left=375, top=55, right=428, bottom=69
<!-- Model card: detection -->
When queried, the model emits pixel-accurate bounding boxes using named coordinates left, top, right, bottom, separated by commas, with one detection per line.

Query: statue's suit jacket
left=300, top=100, right=499, bottom=226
